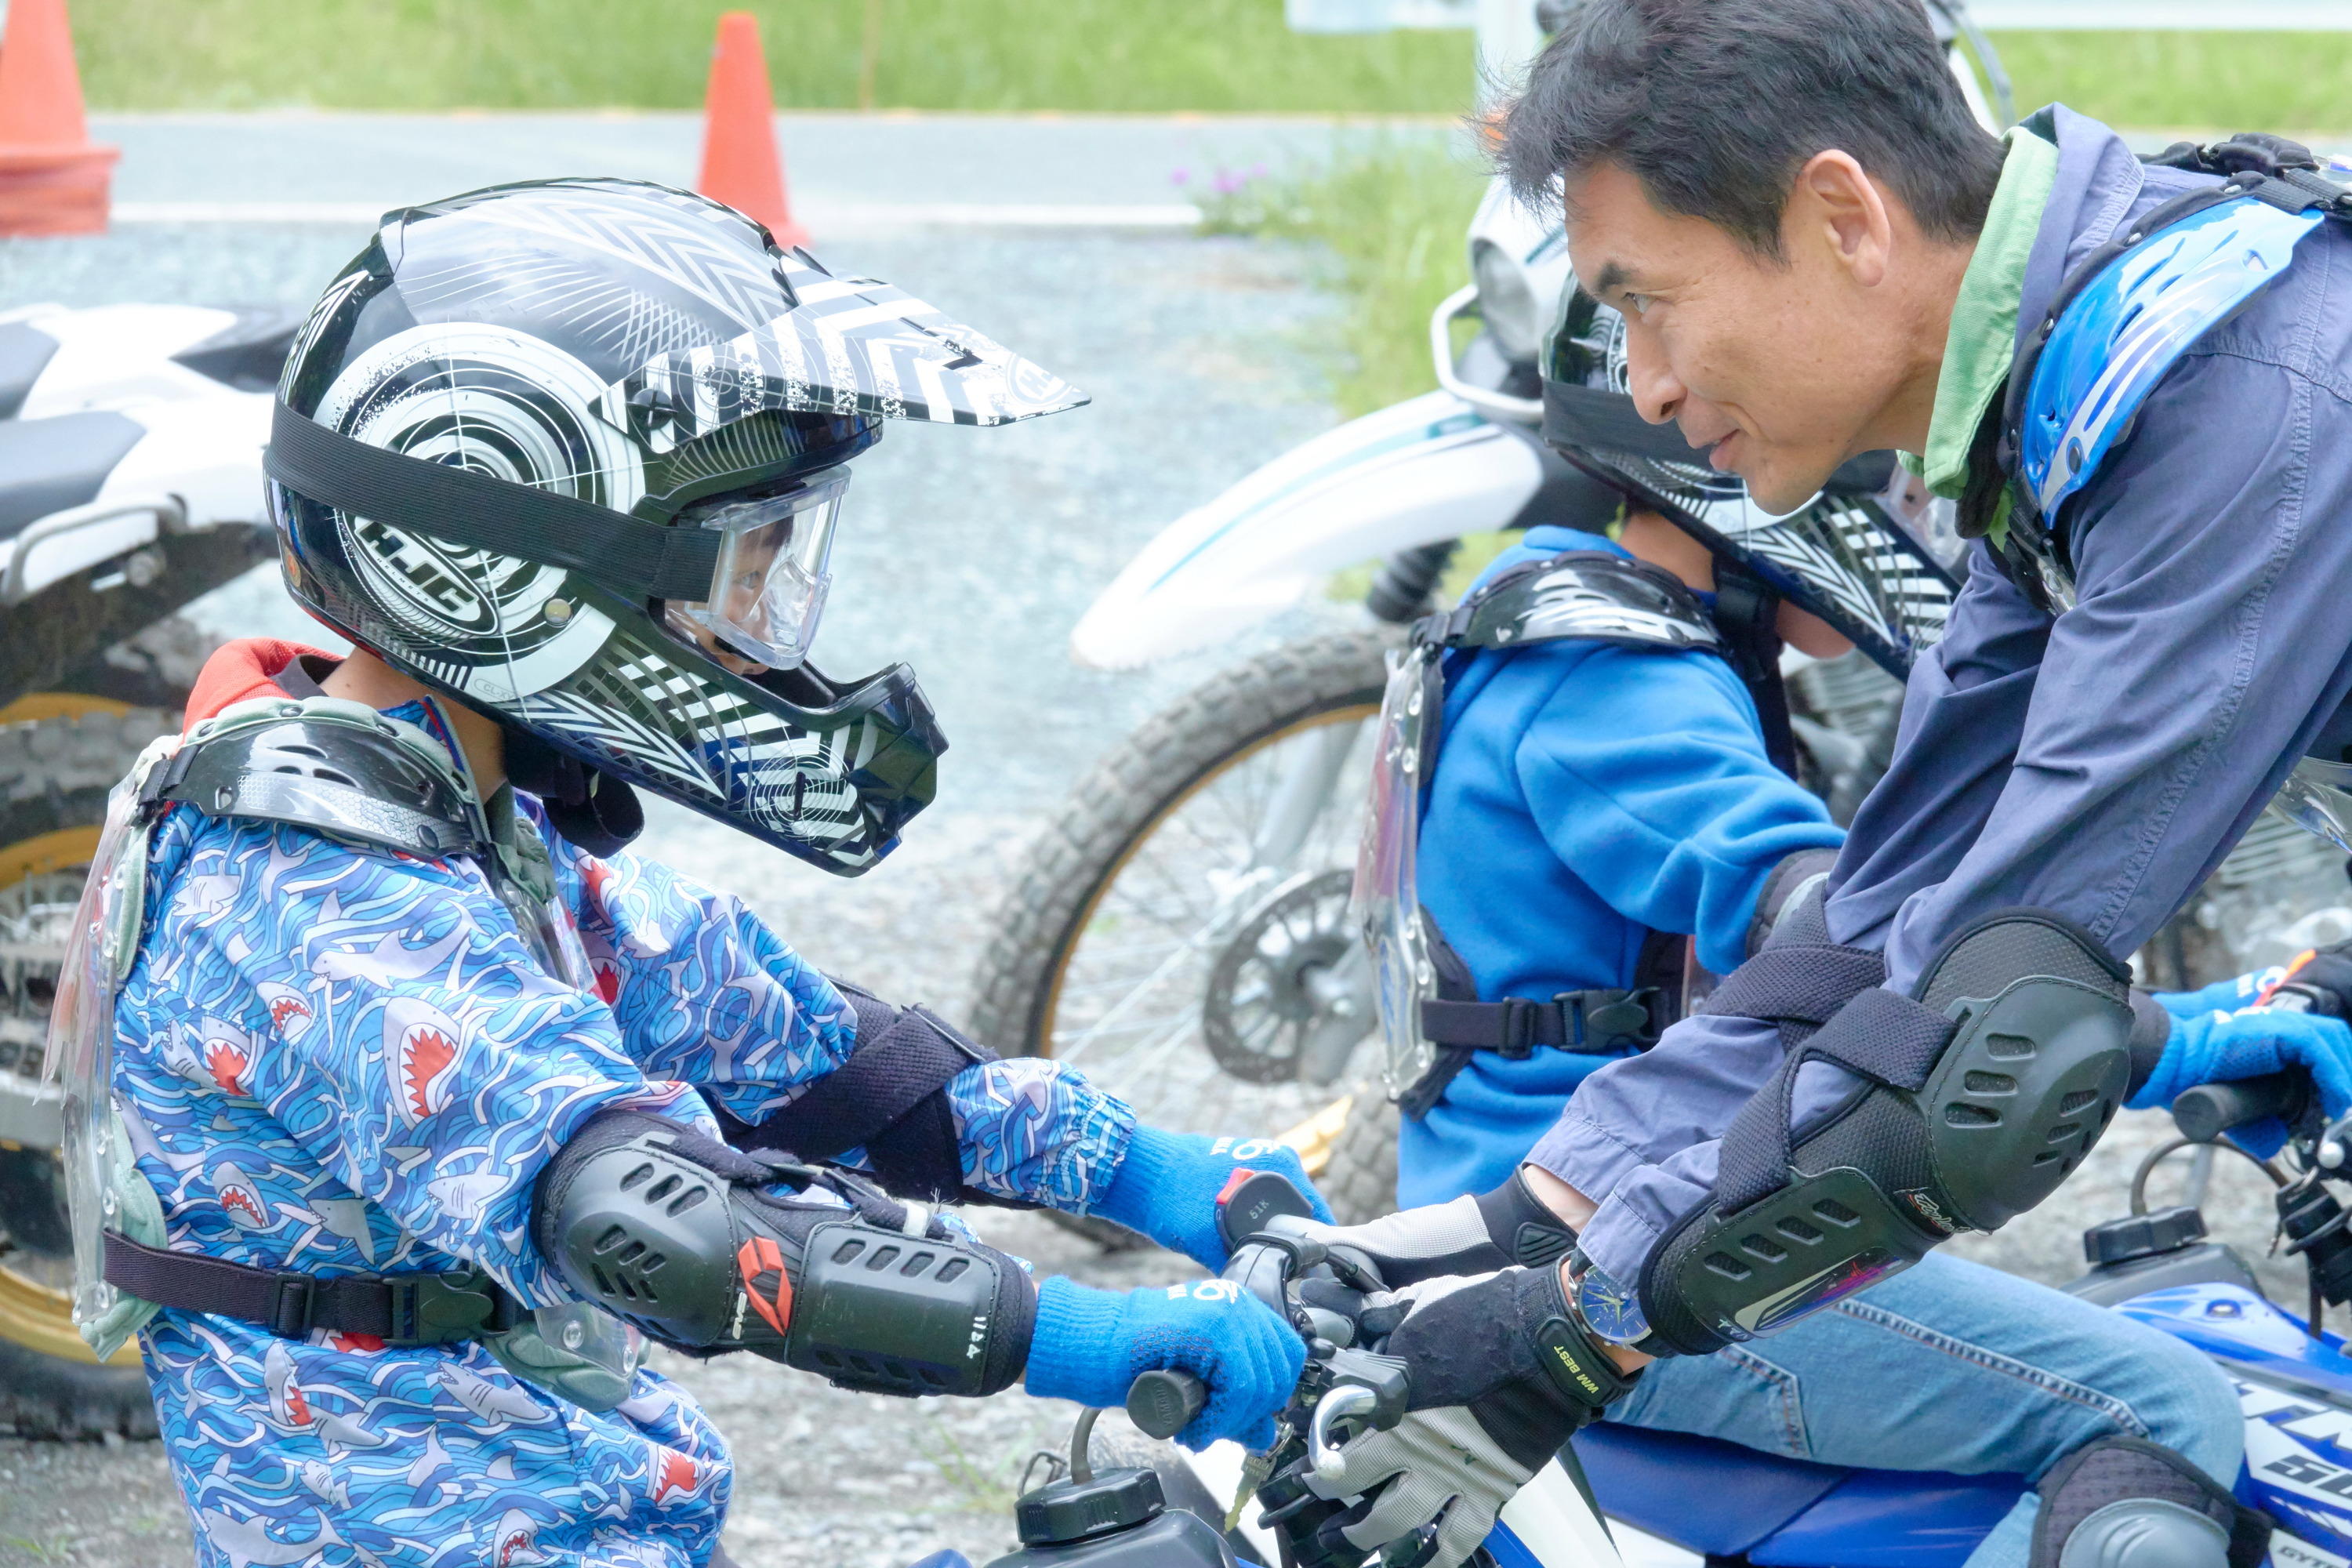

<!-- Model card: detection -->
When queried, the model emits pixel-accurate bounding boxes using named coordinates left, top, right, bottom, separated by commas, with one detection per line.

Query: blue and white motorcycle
left=977, top=1090, right=2352, bottom=1568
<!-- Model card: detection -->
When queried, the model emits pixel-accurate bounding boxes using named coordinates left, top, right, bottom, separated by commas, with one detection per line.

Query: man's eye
left=1623, top=293, right=1653, bottom=317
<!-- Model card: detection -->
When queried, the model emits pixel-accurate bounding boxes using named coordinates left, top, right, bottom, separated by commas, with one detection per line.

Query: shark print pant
left=112, top=702, right=1138, bottom=1566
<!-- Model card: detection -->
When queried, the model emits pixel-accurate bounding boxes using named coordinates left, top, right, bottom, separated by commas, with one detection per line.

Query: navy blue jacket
left=1530, top=107, right=2352, bottom=1300
left=1401, top=524, right=1840, bottom=1206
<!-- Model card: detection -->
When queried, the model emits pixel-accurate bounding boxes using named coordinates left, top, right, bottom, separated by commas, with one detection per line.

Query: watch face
left=1573, top=1262, right=1651, bottom=1346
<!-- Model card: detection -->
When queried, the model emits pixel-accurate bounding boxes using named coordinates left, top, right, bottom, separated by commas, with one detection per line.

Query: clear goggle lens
left=664, top=470, right=850, bottom=670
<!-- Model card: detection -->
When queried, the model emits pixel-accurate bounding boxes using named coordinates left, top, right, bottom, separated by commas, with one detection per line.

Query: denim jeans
left=1604, top=1252, right=2243, bottom=1567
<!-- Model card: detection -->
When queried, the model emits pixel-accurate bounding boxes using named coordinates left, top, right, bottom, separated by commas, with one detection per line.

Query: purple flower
left=1250, top=162, right=1269, bottom=180
left=1213, top=169, right=1244, bottom=195
left=1170, top=167, right=1192, bottom=187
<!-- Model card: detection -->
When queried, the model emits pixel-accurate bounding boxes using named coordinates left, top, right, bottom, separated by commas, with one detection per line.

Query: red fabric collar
left=183, top=638, right=338, bottom=729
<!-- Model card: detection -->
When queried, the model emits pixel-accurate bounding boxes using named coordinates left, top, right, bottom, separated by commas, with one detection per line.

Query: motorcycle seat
left=0, top=322, right=59, bottom=420
left=1576, top=1421, right=2023, bottom=1566
left=0, top=411, right=146, bottom=543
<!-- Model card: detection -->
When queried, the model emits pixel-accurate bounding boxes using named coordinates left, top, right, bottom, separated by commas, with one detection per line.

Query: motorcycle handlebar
left=1127, top=1369, right=1210, bottom=1440
left=1123, top=1169, right=1325, bottom=1441
left=2172, top=1073, right=2308, bottom=1145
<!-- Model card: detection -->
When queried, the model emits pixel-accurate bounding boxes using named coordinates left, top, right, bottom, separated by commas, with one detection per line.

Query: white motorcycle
left=0, top=299, right=286, bottom=1439
left=962, top=8, right=2349, bottom=1235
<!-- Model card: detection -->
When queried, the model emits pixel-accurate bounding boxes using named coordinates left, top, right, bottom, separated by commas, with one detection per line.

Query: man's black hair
left=1501, top=0, right=2005, bottom=258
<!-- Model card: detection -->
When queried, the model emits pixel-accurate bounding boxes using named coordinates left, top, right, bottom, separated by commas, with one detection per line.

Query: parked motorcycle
left=964, top=8, right=2348, bottom=1235
left=0, top=299, right=287, bottom=1439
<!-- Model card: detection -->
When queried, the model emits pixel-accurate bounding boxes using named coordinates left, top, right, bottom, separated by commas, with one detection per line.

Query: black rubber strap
left=1417, top=989, right=1659, bottom=1055
left=267, top=403, right=721, bottom=603
left=1698, top=944, right=1888, bottom=1041
left=730, top=987, right=996, bottom=1201
left=103, top=1231, right=519, bottom=1345
left=1710, top=985, right=1958, bottom=1215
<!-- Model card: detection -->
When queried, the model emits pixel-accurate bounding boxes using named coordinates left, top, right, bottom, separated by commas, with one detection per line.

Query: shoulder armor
left=2023, top=192, right=2333, bottom=535
left=144, top=695, right=488, bottom=861
left=1423, top=550, right=1719, bottom=656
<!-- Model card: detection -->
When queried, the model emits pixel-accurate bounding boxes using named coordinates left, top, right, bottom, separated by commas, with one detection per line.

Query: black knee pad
left=1643, top=909, right=2133, bottom=1353
left=2031, top=1438, right=2267, bottom=1568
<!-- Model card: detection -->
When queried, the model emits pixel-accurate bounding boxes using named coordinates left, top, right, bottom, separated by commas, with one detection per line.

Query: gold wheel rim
left=0, top=820, right=127, bottom=1365
left=1036, top=701, right=1380, bottom=1150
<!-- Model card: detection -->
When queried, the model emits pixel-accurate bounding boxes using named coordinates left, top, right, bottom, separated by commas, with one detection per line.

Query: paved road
left=89, top=110, right=1456, bottom=228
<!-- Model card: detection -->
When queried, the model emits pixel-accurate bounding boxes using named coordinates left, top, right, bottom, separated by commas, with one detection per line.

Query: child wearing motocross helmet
left=51, top=179, right=1324, bottom=1568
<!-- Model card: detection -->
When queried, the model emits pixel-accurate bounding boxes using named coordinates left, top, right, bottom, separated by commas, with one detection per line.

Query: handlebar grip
left=1126, top=1369, right=1209, bottom=1441
left=1215, top=1168, right=1321, bottom=1254
left=2172, top=1073, right=2307, bottom=1144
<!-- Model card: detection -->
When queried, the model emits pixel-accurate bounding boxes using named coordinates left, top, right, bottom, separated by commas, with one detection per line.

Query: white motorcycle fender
left=1069, top=389, right=1545, bottom=670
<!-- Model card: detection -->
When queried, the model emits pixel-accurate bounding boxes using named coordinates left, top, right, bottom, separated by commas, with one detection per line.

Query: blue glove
left=1092, top=1124, right=1334, bottom=1269
left=1023, top=1275, right=1306, bottom=1451
left=2130, top=996, right=2352, bottom=1156
left=2154, top=968, right=2285, bottom=1022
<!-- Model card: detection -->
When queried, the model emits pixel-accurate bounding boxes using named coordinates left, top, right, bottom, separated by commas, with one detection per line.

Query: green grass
left=75, top=0, right=1473, bottom=114
left=1201, top=140, right=1486, bottom=420
left=1990, top=31, right=2352, bottom=134
left=1200, top=140, right=1521, bottom=602
left=69, top=5, right=2352, bottom=131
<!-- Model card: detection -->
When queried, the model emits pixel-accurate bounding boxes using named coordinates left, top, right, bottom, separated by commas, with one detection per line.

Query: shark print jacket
left=116, top=644, right=1135, bottom=1568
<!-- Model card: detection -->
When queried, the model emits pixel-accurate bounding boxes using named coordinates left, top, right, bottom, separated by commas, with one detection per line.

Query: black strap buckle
left=1578, top=990, right=1659, bottom=1052
left=385, top=1269, right=505, bottom=1345
left=1495, top=996, right=1544, bottom=1059
left=267, top=1273, right=318, bottom=1338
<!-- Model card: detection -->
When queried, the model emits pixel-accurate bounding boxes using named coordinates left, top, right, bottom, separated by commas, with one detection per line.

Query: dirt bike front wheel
left=965, top=631, right=1393, bottom=1246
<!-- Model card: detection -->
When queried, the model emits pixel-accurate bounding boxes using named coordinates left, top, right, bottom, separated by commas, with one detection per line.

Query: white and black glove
left=1309, top=1265, right=1635, bottom=1568
left=1296, top=1168, right=1578, bottom=1289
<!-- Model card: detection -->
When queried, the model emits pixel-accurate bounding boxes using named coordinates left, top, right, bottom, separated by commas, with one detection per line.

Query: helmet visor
left=664, top=470, right=848, bottom=670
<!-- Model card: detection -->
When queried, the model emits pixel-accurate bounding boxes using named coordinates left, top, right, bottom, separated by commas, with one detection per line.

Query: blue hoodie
left=1400, top=524, right=1842, bottom=1205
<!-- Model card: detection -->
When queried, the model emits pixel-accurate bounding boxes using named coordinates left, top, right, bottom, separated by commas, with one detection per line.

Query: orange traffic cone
left=695, top=11, right=808, bottom=251
left=0, top=0, right=118, bottom=236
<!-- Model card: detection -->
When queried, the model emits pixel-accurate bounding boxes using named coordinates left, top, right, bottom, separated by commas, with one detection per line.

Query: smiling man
left=1288, top=2, right=2352, bottom=1566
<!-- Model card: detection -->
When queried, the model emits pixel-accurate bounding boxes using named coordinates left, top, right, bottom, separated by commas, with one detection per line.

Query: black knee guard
left=2031, top=1438, right=2267, bottom=1568
left=534, top=1110, right=1034, bottom=1396
left=1642, top=909, right=2133, bottom=1353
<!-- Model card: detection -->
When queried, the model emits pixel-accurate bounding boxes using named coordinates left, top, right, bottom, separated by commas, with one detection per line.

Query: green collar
left=1911, top=125, right=2059, bottom=506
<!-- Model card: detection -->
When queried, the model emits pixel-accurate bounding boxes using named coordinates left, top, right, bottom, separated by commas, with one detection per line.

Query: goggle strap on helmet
left=266, top=405, right=720, bottom=604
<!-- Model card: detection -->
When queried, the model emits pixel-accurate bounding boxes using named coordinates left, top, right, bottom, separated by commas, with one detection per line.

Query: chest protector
left=1987, top=132, right=2352, bottom=855
left=1352, top=550, right=1725, bottom=1120
left=45, top=695, right=644, bottom=1404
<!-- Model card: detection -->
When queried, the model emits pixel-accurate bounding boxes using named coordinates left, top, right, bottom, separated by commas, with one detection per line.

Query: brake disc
left=1201, top=869, right=1366, bottom=1086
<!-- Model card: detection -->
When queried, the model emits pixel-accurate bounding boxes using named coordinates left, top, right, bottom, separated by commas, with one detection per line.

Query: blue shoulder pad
left=2022, top=197, right=2324, bottom=525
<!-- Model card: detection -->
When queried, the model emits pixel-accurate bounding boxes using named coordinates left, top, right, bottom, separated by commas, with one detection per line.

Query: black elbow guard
left=724, top=978, right=1001, bottom=1204
left=534, top=1110, right=1035, bottom=1396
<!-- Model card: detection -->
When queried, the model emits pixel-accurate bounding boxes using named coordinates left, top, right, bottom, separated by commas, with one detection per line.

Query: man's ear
left=1791, top=150, right=1893, bottom=289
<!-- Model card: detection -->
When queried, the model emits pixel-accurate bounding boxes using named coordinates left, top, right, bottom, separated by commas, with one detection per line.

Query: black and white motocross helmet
left=267, top=177, right=1084, bottom=873
left=1540, top=281, right=1962, bottom=677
